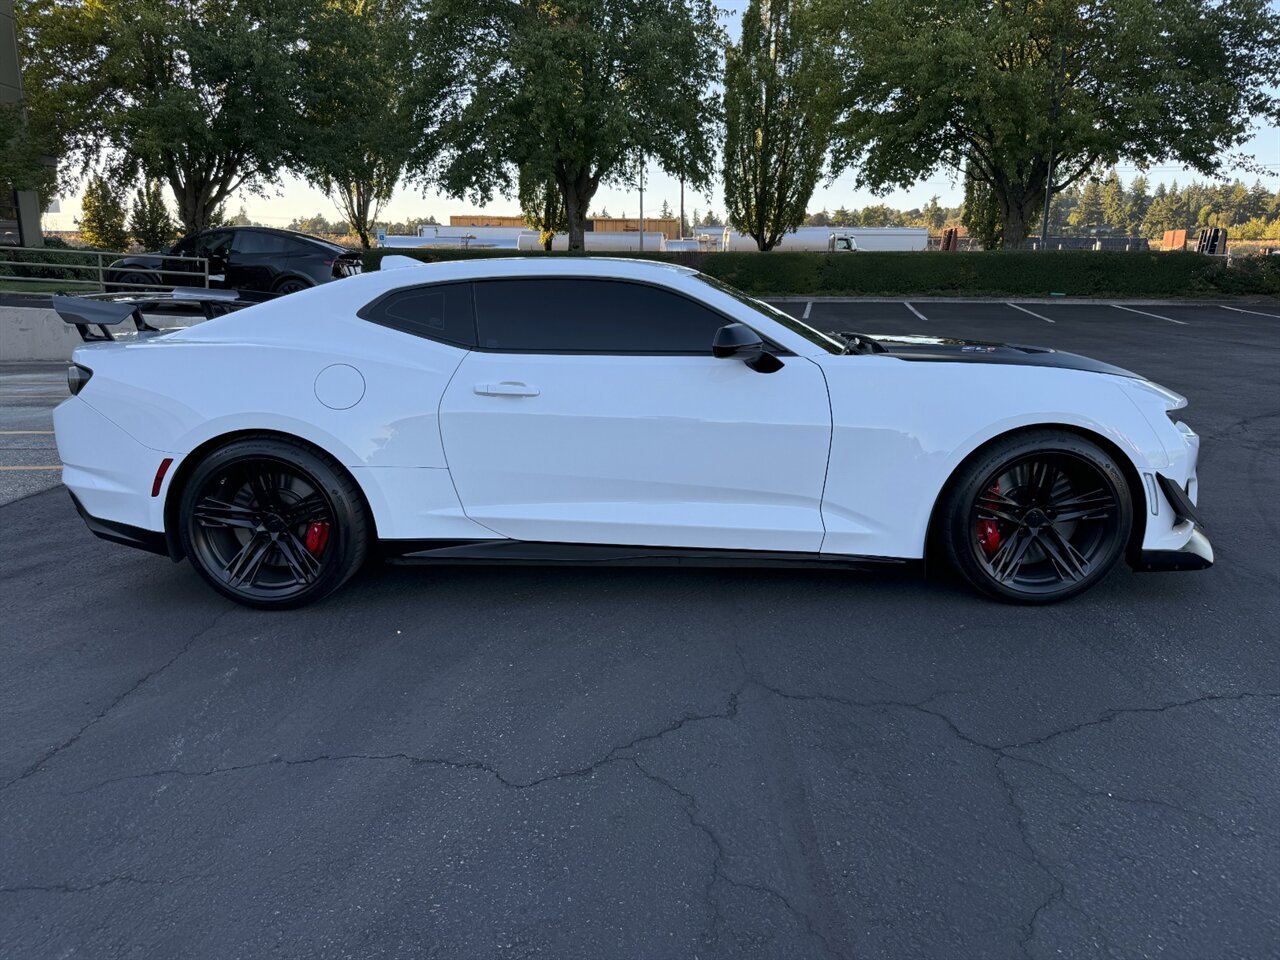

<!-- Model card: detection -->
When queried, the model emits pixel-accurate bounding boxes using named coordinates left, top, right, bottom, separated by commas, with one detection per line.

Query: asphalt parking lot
left=2, top=298, right=1278, bottom=959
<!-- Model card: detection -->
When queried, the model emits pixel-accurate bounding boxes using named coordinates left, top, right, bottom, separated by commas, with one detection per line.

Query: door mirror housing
left=158, top=245, right=172, bottom=255
left=712, top=322, right=764, bottom=360
left=712, top=323, right=783, bottom=373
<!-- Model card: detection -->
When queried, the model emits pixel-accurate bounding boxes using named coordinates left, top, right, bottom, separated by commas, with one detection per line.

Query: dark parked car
left=105, top=227, right=363, bottom=294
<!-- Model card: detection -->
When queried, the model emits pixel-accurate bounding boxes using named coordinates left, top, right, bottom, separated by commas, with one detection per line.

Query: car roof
left=369, top=255, right=697, bottom=286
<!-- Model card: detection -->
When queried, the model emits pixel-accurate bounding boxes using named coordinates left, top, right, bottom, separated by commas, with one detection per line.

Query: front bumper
left=1136, top=527, right=1214, bottom=572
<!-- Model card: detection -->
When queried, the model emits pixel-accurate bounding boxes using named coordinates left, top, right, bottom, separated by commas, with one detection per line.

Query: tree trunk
left=996, top=183, right=1042, bottom=250
left=556, top=163, right=599, bottom=253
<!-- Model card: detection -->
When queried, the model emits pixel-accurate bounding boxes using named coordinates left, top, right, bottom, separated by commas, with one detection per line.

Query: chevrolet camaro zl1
left=50, top=257, right=1211, bottom=608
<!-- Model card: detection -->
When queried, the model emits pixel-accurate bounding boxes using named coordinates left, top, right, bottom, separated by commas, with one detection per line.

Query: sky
left=41, top=0, right=1280, bottom=233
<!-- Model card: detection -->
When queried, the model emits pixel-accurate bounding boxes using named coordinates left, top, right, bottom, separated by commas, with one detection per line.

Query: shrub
left=360, top=248, right=1280, bottom=298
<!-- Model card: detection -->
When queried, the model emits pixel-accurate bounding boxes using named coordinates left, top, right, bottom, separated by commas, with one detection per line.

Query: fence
left=0, top=245, right=209, bottom=293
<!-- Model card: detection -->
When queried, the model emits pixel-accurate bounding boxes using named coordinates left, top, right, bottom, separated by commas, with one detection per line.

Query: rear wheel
left=178, top=438, right=369, bottom=609
left=274, top=277, right=312, bottom=295
left=940, top=431, right=1132, bottom=603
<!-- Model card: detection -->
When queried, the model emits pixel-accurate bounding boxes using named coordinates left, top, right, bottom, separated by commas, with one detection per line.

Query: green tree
left=1127, top=176, right=1151, bottom=236
left=0, top=102, right=57, bottom=205
left=659, top=199, right=673, bottom=220
left=294, top=0, right=426, bottom=248
left=1070, top=180, right=1105, bottom=233
left=823, top=0, right=1280, bottom=247
left=723, top=0, right=840, bottom=251
left=1100, top=170, right=1126, bottom=233
left=518, top=163, right=568, bottom=250
left=127, top=179, right=177, bottom=249
left=18, top=0, right=313, bottom=232
left=961, top=160, right=1003, bottom=249
left=419, top=0, right=723, bottom=250
left=78, top=174, right=129, bottom=250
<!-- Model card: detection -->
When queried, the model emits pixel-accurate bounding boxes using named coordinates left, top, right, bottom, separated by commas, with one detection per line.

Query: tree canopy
left=823, top=0, right=1280, bottom=247
left=18, top=0, right=314, bottom=232
left=723, top=0, right=840, bottom=251
left=418, top=0, right=724, bottom=250
left=293, top=0, right=428, bottom=248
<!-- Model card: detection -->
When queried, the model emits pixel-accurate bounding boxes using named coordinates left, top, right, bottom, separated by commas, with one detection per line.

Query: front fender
left=816, top=357, right=1168, bottom=559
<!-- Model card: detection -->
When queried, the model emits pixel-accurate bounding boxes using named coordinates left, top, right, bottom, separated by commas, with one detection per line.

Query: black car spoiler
left=51, top=288, right=278, bottom=342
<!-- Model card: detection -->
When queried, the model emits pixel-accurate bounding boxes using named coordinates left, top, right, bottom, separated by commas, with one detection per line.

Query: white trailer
left=719, top=226, right=929, bottom=252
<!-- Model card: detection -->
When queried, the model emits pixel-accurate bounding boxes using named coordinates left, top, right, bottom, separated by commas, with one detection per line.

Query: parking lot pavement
left=2, top=301, right=1278, bottom=960
left=0, top=363, right=64, bottom=505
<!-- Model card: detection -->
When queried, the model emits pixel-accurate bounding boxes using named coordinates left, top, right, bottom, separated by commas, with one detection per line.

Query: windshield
left=694, top=274, right=843, bottom=354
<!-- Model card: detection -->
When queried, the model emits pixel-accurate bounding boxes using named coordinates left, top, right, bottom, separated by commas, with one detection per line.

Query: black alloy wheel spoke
left=247, top=467, right=284, bottom=514
left=1038, top=526, right=1092, bottom=582
left=989, top=527, right=1035, bottom=583
left=1026, top=459, right=1060, bottom=504
left=223, top=532, right=275, bottom=587
left=1048, top=488, right=1115, bottom=523
left=284, top=492, right=329, bottom=527
left=276, top=530, right=323, bottom=585
left=193, top=497, right=259, bottom=529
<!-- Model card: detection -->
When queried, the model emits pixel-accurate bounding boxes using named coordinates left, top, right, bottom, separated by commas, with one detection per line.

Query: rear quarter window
left=357, top=282, right=477, bottom=347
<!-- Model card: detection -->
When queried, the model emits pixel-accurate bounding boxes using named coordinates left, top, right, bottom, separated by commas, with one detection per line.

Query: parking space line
left=0, top=465, right=61, bottom=471
left=802, top=301, right=813, bottom=320
left=1110, top=304, right=1188, bottom=325
left=0, top=431, right=55, bottom=435
left=904, top=301, right=928, bottom=322
left=1006, top=303, right=1054, bottom=323
left=1221, top=305, right=1280, bottom=319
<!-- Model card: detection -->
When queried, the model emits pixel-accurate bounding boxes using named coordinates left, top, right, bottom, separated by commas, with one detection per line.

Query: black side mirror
left=712, top=323, right=783, bottom=373
left=713, top=322, right=764, bottom=360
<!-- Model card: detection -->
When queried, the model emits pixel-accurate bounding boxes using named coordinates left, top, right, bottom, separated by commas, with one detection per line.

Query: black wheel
left=114, top=271, right=157, bottom=292
left=274, top=277, right=312, bottom=295
left=178, top=438, right=369, bottom=609
left=940, top=430, right=1132, bottom=603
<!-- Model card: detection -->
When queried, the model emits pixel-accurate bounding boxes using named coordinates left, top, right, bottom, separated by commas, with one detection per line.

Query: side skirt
left=379, top=538, right=917, bottom=572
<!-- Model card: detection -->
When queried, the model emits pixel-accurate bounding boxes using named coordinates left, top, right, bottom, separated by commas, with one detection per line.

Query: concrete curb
left=1, top=305, right=83, bottom=361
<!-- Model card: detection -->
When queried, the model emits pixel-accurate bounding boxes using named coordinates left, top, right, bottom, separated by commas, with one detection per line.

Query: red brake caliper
left=305, top=521, right=331, bottom=556
left=977, top=484, right=1002, bottom=555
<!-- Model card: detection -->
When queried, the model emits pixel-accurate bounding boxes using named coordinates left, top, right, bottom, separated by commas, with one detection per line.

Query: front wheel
left=940, top=431, right=1133, bottom=603
left=178, top=438, right=369, bottom=609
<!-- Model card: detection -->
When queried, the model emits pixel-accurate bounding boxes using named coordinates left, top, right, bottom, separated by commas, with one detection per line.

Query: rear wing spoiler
left=51, top=288, right=278, bottom=342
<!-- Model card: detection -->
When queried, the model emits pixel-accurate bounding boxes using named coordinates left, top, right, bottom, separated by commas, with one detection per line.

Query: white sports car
left=51, top=257, right=1211, bottom=608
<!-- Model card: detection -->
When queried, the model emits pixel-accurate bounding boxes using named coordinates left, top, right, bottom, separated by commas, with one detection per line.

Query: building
left=1, top=0, right=47, bottom=247
left=450, top=214, right=681, bottom=241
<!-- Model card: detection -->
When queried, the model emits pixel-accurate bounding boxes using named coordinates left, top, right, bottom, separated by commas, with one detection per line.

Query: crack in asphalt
left=0, top=873, right=209, bottom=895
left=30, top=658, right=1280, bottom=957
left=1, top=607, right=237, bottom=793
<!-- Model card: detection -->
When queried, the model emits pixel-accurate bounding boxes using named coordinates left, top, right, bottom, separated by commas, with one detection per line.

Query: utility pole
left=638, top=154, right=645, bottom=251
left=680, top=178, right=685, bottom=240
left=1040, top=45, right=1067, bottom=250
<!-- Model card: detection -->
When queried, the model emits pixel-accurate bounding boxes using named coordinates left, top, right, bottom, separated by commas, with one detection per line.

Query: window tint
left=358, top=282, right=476, bottom=347
left=193, top=231, right=232, bottom=259
left=472, top=279, right=730, bottom=353
left=232, top=231, right=294, bottom=256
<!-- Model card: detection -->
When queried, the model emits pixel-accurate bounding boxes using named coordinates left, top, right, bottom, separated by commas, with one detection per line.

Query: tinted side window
left=472, top=279, right=729, bottom=353
left=358, top=282, right=476, bottom=347
left=232, top=231, right=293, bottom=256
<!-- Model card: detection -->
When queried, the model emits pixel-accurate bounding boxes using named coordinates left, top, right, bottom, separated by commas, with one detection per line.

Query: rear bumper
left=69, top=490, right=170, bottom=557
left=1135, top=528, right=1214, bottom=572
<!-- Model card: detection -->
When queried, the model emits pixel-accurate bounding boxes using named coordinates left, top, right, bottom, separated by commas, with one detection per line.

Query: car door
left=227, top=229, right=291, bottom=290
left=438, top=277, right=833, bottom=552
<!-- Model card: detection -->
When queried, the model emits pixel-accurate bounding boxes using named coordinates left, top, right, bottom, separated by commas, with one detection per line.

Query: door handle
left=474, top=381, right=540, bottom=398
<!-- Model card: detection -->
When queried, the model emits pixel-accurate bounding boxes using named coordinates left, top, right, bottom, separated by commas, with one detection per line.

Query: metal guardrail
left=0, top=245, right=210, bottom=292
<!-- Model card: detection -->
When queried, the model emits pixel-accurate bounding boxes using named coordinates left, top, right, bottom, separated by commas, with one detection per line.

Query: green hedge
left=362, top=248, right=1280, bottom=298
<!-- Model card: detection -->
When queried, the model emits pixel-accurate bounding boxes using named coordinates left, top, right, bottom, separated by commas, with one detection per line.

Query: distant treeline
left=800, top=174, right=1280, bottom=241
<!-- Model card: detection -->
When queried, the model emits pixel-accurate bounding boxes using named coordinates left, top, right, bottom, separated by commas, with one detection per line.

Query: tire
left=114, top=271, right=157, bottom=292
left=178, top=437, right=369, bottom=609
left=939, top=430, right=1133, bottom=603
left=274, top=277, right=312, bottom=295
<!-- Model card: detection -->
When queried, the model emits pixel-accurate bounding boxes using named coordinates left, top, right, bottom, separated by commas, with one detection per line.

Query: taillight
left=67, top=363, right=93, bottom=395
